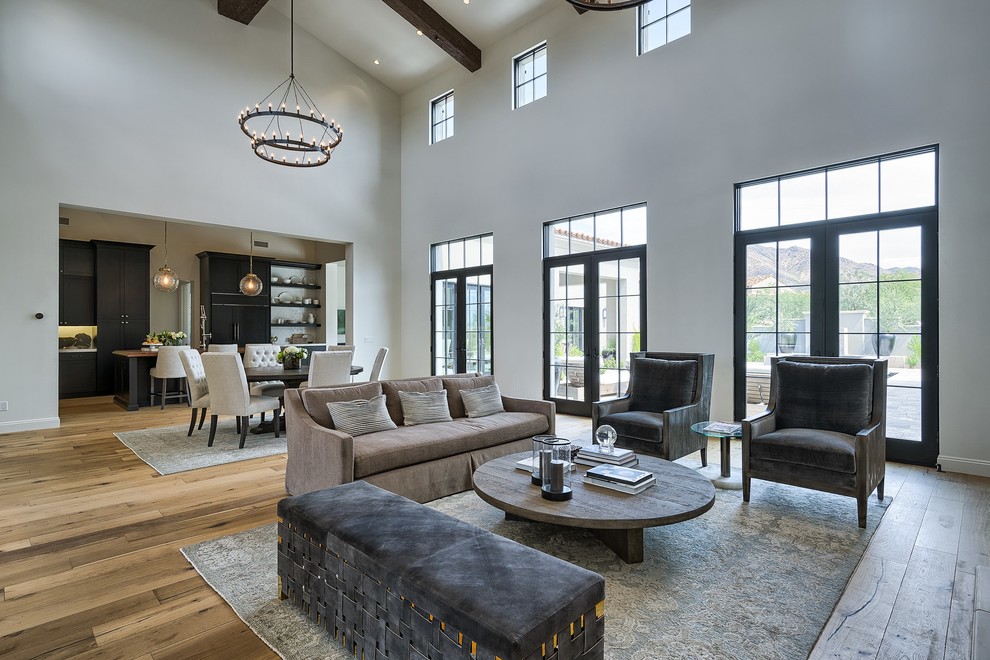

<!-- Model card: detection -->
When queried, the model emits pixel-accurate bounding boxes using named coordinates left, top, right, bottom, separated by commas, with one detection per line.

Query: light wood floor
left=0, top=400, right=985, bottom=659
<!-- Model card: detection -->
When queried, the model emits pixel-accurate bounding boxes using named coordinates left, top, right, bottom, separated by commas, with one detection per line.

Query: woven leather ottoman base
left=277, top=481, right=605, bottom=660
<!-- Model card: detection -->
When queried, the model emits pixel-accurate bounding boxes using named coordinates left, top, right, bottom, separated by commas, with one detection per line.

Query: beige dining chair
left=300, top=350, right=353, bottom=388
left=149, top=346, right=190, bottom=410
left=243, top=344, right=286, bottom=420
left=368, top=347, right=388, bottom=382
left=208, top=344, right=238, bottom=353
left=178, top=349, right=210, bottom=436
left=200, top=353, right=281, bottom=448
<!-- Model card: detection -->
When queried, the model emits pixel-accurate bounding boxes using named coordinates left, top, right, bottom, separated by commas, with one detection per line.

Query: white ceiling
left=268, top=0, right=562, bottom=94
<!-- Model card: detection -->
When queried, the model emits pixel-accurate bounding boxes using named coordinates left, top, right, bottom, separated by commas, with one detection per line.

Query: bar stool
left=149, top=346, right=190, bottom=409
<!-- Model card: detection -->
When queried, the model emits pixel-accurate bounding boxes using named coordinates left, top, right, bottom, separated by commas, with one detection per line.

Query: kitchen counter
left=59, top=348, right=97, bottom=353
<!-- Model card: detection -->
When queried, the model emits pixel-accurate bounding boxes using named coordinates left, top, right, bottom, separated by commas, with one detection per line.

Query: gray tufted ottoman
left=277, top=481, right=605, bottom=660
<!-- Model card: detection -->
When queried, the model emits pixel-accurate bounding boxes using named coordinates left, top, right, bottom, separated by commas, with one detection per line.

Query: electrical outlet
left=364, top=336, right=373, bottom=343
left=0, top=401, right=8, bottom=412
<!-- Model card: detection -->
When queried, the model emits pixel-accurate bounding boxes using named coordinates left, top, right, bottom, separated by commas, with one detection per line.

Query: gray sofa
left=283, top=373, right=555, bottom=502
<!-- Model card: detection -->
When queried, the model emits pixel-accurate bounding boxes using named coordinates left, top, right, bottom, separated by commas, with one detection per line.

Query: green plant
left=747, top=336, right=764, bottom=363
left=631, top=332, right=641, bottom=352
left=147, top=330, right=187, bottom=346
left=277, top=346, right=309, bottom=363
left=905, top=336, right=921, bottom=368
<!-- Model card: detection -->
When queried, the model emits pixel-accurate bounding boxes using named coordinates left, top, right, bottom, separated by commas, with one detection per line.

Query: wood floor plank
left=945, top=569, right=975, bottom=660
left=876, top=546, right=955, bottom=659
left=957, top=484, right=990, bottom=575
left=866, top=480, right=932, bottom=564
left=811, top=554, right=907, bottom=659
left=914, top=496, right=964, bottom=556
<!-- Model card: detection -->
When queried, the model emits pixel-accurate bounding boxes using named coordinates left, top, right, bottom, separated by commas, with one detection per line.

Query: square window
left=639, top=0, right=691, bottom=56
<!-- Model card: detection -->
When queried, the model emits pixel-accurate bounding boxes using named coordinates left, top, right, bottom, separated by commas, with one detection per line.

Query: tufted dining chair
left=149, top=346, right=190, bottom=409
left=208, top=344, right=238, bottom=353
left=178, top=349, right=210, bottom=436
left=200, top=353, right=281, bottom=448
left=243, top=344, right=286, bottom=420
left=743, top=356, right=888, bottom=528
left=592, top=352, right=714, bottom=465
left=300, top=350, right=353, bottom=388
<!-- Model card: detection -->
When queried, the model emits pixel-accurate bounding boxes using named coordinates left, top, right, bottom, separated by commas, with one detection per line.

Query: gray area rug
left=182, top=480, right=889, bottom=659
left=114, top=419, right=286, bottom=475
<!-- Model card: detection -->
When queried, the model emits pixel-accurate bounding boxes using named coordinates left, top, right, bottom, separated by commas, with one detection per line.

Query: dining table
left=243, top=363, right=363, bottom=434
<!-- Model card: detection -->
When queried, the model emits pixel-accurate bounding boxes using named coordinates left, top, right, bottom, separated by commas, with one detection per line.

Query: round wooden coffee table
left=472, top=452, right=716, bottom=564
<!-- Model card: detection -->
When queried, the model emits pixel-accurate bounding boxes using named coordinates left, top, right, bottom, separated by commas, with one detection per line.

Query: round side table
left=691, top=421, right=743, bottom=490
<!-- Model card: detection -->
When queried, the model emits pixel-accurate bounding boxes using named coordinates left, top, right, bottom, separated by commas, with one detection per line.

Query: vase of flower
left=277, top=345, right=308, bottom=370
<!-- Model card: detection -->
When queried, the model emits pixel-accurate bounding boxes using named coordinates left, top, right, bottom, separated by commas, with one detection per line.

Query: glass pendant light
left=239, top=232, right=263, bottom=296
left=153, top=221, right=180, bottom=292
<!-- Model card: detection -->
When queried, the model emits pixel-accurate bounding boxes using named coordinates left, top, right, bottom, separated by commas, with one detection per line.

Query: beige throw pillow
left=399, top=390, right=453, bottom=426
left=326, top=394, right=397, bottom=437
left=460, top=383, right=504, bottom=418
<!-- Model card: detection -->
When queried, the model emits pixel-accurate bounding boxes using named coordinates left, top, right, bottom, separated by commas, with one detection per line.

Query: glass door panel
left=597, top=257, right=642, bottom=402
left=433, top=277, right=457, bottom=375
left=548, top=263, right=586, bottom=402
left=837, top=227, right=924, bottom=443
left=465, top=274, right=492, bottom=374
left=743, top=239, right=812, bottom=417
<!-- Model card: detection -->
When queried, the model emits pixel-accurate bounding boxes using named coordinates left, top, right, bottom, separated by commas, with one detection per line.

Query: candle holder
left=531, top=435, right=556, bottom=486
left=540, top=437, right=573, bottom=501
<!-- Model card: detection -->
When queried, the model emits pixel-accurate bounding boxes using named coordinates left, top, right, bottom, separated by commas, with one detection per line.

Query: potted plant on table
left=156, top=330, right=188, bottom=346
left=277, top=345, right=309, bottom=370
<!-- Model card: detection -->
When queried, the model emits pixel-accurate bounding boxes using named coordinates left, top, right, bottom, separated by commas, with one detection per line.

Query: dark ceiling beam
left=380, top=0, right=482, bottom=73
left=217, top=0, right=270, bottom=25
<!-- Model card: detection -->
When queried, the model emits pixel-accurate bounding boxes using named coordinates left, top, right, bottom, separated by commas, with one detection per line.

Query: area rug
left=114, top=419, right=285, bottom=475
left=181, top=482, right=889, bottom=659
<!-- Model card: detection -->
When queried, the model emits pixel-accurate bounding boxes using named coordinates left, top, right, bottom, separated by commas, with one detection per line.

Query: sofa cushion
left=399, top=390, right=453, bottom=426
left=750, top=427, right=857, bottom=474
left=328, top=394, right=397, bottom=437
left=461, top=383, right=504, bottom=418
left=775, top=361, right=873, bottom=435
left=300, top=382, right=383, bottom=429
left=629, top=358, right=697, bottom=413
left=442, top=374, right=496, bottom=418
left=380, top=377, right=443, bottom=426
left=353, top=412, right=550, bottom=478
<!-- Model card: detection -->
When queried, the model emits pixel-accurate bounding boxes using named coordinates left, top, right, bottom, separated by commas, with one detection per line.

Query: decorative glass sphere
left=239, top=272, right=263, bottom=296
left=595, top=424, right=617, bottom=454
left=153, top=265, right=179, bottom=292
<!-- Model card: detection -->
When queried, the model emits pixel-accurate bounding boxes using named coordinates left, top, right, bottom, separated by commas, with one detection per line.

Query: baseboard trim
left=937, top=454, right=990, bottom=478
left=0, top=417, right=60, bottom=434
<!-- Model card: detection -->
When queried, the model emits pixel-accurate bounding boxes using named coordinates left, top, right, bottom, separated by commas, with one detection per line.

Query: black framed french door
left=431, top=266, right=493, bottom=375
left=544, top=247, right=647, bottom=416
left=733, top=209, right=938, bottom=465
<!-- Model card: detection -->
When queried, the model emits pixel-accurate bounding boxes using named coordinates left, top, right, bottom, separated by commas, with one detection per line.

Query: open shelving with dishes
left=270, top=259, right=324, bottom=344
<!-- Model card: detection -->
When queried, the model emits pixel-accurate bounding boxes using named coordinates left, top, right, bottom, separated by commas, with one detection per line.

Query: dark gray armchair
left=742, top=356, right=887, bottom=528
left=592, top=352, right=714, bottom=464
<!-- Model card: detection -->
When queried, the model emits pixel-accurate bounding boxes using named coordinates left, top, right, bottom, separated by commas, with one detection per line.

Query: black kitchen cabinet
left=94, top=241, right=153, bottom=393
left=198, top=252, right=272, bottom=347
left=58, top=240, right=96, bottom=326
left=208, top=304, right=271, bottom=345
left=58, top=351, right=97, bottom=398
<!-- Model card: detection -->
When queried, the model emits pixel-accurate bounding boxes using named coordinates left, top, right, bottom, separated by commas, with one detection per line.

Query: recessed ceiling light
left=463, top=0, right=470, bottom=4
left=416, top=29, right=423, bottom=36
left=373, top=59, right=380, bottom=65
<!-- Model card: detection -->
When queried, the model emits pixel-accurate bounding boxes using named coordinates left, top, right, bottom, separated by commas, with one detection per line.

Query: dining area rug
left=114, top=419, right=286, bottom=475
left=181, top=481, right=889, bottom=659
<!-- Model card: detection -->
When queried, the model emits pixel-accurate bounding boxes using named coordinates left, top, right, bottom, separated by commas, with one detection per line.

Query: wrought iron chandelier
left=152, top=221, right=179, bottom=293
left=239, top=232, right=263, bottom=296
left=237, top=0, right=343, bottom=167
left=564, top=0, right=651, bottom=10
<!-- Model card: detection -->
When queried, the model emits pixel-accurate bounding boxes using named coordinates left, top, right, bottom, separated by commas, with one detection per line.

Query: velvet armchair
left=742, top=356, right=888, bottom=528
left=592, top=352, right=714, bottom=464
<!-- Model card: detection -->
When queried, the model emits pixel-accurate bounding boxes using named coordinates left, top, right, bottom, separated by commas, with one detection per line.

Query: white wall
left=0, top=0, right=401, bottom=432
left=398, top=0, right=990, bottom=475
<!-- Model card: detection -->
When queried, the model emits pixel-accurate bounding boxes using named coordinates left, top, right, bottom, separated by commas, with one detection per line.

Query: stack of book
left=703, top=421, right=742, bottom=435
left=582, top=464, right=656, bottom=494
left=574, top=444, right=639, bottom=468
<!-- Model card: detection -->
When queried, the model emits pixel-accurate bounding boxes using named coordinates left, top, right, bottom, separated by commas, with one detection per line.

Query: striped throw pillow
left=326, top=394, right=397, bottom=437
left=460, top=383, right=504, bottom=418
left=399, top=390, right=452, bottom=426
